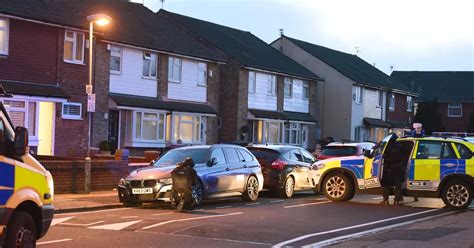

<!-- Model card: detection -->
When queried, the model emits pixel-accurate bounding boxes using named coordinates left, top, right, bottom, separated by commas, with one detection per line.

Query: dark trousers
left=382, top=170, right=403, bottom=202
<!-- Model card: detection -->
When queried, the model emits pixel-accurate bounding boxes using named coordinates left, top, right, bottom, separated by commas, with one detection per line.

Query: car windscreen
left=320, top=146, right=357, bottom=156
left=247, top=148, right=280, bottom=165
left=153, top=148, right=209, bottom=167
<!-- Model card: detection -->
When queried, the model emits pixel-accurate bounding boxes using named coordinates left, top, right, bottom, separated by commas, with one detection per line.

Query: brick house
left=271, top=36, right=416, bottom=142
left=391, top=71, right=474, bottom=133
left=158, top=10, right=323, bottom=149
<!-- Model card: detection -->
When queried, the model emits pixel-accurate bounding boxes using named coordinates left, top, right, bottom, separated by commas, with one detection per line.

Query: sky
left=133, top=0, right=473, bottom=75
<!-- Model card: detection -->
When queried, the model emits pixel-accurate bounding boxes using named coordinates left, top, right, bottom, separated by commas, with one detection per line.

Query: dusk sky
left=134, top=0, right=473, bottom=75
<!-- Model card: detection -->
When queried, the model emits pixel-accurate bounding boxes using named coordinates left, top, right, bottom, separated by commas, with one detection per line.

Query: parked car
left=317, top=142, right=375, bottom=161
left=464, top=137, right=474, bottom=144
left=117, top=144, right=264, bottom=207
left=247, top=145, right=317, bottom=198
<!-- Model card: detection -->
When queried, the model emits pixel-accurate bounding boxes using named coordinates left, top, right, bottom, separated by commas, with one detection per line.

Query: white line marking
left=270, top=200, right=285, bottom=203
left=51, top=216, right=75, bottom=226
left=272, top=208, right=440, bottom=248
left=59, top=221, right=104, bottom=227
left=304, top=211, right=455, bottom=247
left=193, top=209, right=205, bottom=211
left=89, top=220, right=143, bottom=231
left=173, top=232, right=272, bottom=246
left=121, top=216, right=139, bottom=219
left=246, top=203, right=260, bottom=206
left=151, top=212, right=174, bottom=216
left=216, top=206, right=233, bottom=209
left=55, top=208, right=127, bottom=216
left=140, top=212, right=244, bottom=230
left=283, top=201, right=331, bottom=209
left=171, top=223, right=204, bottom=234
left=37, top=239, right=73, bottom=245
left=371, top=197, right=384, bottom=200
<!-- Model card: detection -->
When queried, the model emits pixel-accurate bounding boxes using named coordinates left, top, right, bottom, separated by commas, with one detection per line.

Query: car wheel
left=123, top=201, right=143, bottom=208
left=441, top=180, right=472, bottom=210
left=323, top=173, right=354, bottom=202
left=279, top=176, right=295, bottom=198
left=242, top=175, right=259, bottom=202
left=190, top=182, right=204, bottom=208
left=4, top=211, right=37, bottom=248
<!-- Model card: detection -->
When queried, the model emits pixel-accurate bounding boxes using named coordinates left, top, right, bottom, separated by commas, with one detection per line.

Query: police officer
left=380, top=142, right=404, bottom=205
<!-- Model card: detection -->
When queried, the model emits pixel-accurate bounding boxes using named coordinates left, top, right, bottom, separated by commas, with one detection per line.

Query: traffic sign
left=86, top=85, right=93, bottom=94
left=87, top=94, right=96, bottom=112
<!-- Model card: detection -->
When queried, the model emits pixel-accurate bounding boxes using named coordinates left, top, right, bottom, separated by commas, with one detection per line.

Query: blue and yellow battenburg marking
left=0, top=162, right=15, bottom=205
left=341, top=159, right=365, bottom=179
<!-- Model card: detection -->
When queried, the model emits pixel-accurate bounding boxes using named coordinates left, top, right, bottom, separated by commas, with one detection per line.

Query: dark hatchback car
left=117, top=145, right=264, bottom=207
left=247, top=145, right=317, bottom=198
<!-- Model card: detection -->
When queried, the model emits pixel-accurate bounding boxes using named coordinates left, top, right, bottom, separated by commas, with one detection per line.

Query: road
left=38, top=193, right=469, bottom=247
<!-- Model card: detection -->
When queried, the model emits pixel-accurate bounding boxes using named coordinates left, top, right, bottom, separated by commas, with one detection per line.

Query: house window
left=354, top=126, right=361, bottom=142
left=284, top=78, right=293, bottom=98
left=0, top=18, right=9, bottom=55
left=354, top=86, right=362, bottom=104
left=173, top=114, right=204, bottom=144
left=303, top=81, right=309, bottom=100
left=448, top=103, right=462, bottom=117
left=142, top=52, right=157, bottom=78
left=3, top=100, right=38, bottom=137
left=267, top=75, right=276, bottom=96
left=248, top=71, right=256, bottom=94
left=198, top=62, right=207, bottom=86
left=389, top=93, right=395, bottom=111
left=134, top=111, right=165, bottom=141
left=407, top=96, right=413, bottom=112
left=378, top=91, right=383, bottom=107
left=264, top=121, right=281, bottom=143
left=62, top=102, right=82, bottom=120
left=64, top=30, right=84, bottom=63
left=168, top=57, right=182, bottom=83
left=110, top=46, right=122, bottom=74
left=283, top=122, right=301, bottom=145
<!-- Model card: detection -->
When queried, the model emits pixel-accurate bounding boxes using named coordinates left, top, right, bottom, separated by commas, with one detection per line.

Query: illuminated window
left=64, top=30, right=84, bottom=63
left=173, top=114, right=205, bottom=144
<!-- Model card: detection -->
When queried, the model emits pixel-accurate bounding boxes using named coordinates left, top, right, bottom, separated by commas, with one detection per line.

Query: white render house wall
left=284, top=78, right=309, bottom=113
left=109, top=46, right=158, bottom=97
left=351, top=85, right=364, bottom=141
left=168, top=59, right=207, bottom=103
left=248, top=71, right=278, bottom=111
left=363, top=88, right=385, bottom=119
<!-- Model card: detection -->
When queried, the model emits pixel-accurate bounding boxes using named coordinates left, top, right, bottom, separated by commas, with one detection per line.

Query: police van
left=0, top=89, right=54, bottom=247
left=312, top=133, right=474, bottom=209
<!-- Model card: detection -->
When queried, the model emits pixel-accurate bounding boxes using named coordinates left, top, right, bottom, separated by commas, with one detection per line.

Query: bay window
left=173, top=114, right=205, bottom=144
left=132, top=111, right=165, bottom=143
left=64, top=30, right=84, bottom=63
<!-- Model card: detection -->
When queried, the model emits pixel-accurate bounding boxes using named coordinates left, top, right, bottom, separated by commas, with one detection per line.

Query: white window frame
left=0, top=18, right=9, bottom=55
left=133, top=111, right=166, bottom=142
left=377, top=90, right=383, bottom=108
left=63, top=30, right=85, bottom=64
left=62, top=102, right=82, bottom=120
left=142, top=52, right=157, bottom=79
left=354, top=86, right=362, bottom=104
left=2, top=99, right=39, bottom=142
left=172, top=113, right=204, bottom=144
left=284, top=78, right=293, bottom=98
left=264, top=120, right=282, bottom=144
left=448, top=103, right=462, bottom=117
left=110, top=46, right=122, bottom=74
left=248, top=71, right=256, bottom=94
left=389, top=93, right=395, bottom=111
left=406, top=96, right=413, bottom=112
left=302, top=81, right=309, bottom=100
left=283, top=122, right=302, bottom=145
left=168, top=57, right=182, bottom=83
left=197, top=62, right=207, bottom=86
left=267, top=75, right=276, bottom=96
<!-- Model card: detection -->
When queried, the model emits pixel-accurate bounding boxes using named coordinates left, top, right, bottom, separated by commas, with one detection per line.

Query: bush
left=99, top=140, right=110, bottom=151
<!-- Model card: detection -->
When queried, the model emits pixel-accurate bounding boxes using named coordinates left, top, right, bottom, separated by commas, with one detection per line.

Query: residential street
left=38, top=193, right=472, bottom=247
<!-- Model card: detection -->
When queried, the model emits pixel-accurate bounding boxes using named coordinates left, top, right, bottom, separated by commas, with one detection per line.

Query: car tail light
left=271, top=159, right=288, bottom=170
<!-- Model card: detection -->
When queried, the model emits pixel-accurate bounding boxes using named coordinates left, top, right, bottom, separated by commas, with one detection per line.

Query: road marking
left=37, top=239, right=73, bottom=245
left=151, top=212, right=174, bottom=216
left=89, top=220, right=143, bottom=231
left=55, top=208, right=127, bottom=216
left=51, top=216, right=75, bottom=226
left=140, top=212, right=244, bottom=230
left=283, top=201, right=331, bottom=209
left=171, top=232, right=272, bottom=246
left=60, top=221, right=105, bottom=227
left=272, top=208, right=440, bottom=248
left=193, top=209, right=205, bottom=211
left=246, top=203, right=260, bottom=206
left=304, top=211, right=455, bottom=247
left=270, top=200, right=285, bottom=203
left=171, top=223, right=205, bottom=234
left=216, top=206, right=233, bottom=209
left=371, top=197, right=384, bottom=200
left=121, top=216, right=139, bottom=219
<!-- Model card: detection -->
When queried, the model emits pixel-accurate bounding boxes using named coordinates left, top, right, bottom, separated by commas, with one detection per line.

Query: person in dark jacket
left=171, top=157, right=200, bottom=211
left=380, top=142, right=405, bottom=205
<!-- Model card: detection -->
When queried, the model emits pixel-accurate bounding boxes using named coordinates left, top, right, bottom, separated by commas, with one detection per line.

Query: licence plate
left=132, top=188, right=153, bottom=194
left=364, top=178, right=381, bottom=188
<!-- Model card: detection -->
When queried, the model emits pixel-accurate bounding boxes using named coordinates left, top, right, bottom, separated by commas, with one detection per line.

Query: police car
left=0, top=88, right=55, bottom=247
left=312, top=133, right=474, bottom=209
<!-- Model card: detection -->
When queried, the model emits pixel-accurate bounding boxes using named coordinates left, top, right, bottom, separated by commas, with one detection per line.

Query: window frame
left=389, top=93, right=395, bottom=112
left=142, top=52, right=157, bottom=79
left=302, top=81, right=309, bottom=100
left=0, top=18, right=9, bottom=55
left=377, top=90, right=383, bottom=108
left=284, top=78, right=293, bottom=98
left=2, top=99, right=39, bottom=141
left=406, top=96, right=413, bottom=112
left=354, top=86, right=362, bottom=104
left=447, top=103, right=462, bottom=117
left=63, top=30, right=85, bottom=64
left=197, top=62, right=207, bottom=87
left=267, top=75, right=276, bottom=96
left=168, top=57, right=182, bottom=83
left=110, top=46, right=122, bottom=74
left=172, top=113, right=204, bottom=144
left=248, top=71, right=256, bottom=94
left=133, top=110, right=166, bottom=142
left=62, top=102, right=82, bottom=120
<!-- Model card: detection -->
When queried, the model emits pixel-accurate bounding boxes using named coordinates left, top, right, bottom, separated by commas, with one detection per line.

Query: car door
left=299, top=149, right=316, bottom=189
left=223, top=147, right=245, bottom=192
left=203, top=148, right=231, bottom=195
left=287, top=149, right=307, bottom=189
left=364, top=133, right=397, bottom=188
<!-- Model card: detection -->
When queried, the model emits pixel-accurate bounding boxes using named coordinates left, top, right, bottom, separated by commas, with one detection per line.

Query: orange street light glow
left=87, top=14, right=112, bottom=26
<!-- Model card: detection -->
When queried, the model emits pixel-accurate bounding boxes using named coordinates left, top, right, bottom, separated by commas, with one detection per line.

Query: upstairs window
left=406, top=96, right=413, bottom=112
left=248, top=71, right=256, bottom=94
left=267, top=75, right=276, bottom=96
left=284, top=78, right=293, bottom=98
left=389, top=93, right=395, bottom=111
left=303, top=81, right=309, bottom=100
left=110, top=46, right=122, bottom=74
left=168, top=57, right=182, bottom=83
left=354, top=86, right=362, bottom=104
left=0, top=18, right=9, bottom=55
left=448, top=103, right=462, bottom=117
left=64, top=30, right=84, bottom=63
left=62, top=102, right=82, bottom=120
left=377, top=90, right=383, bottom=107
left=198, top=62, right=207, bottom=86
left=142, top=52, right=157, bottom=78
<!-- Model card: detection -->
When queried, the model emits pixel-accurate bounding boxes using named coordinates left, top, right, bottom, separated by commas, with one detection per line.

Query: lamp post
left=85, top=14, right=111, bottom=193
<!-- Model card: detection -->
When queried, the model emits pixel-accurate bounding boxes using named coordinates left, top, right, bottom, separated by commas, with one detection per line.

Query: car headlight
left=119, top=178, right=129, bottom=185
left=312, top=163, right=325, bottom=170
left=159, top=178, right=173, bottom=185
left=46, top=171, right=54, bottom=201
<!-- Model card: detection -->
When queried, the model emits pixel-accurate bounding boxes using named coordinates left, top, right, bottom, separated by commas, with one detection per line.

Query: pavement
left=54, top=190, right=123, bottom=213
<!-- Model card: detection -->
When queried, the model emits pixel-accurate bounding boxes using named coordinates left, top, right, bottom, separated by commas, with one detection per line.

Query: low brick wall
left=41, top=159, right=129, bottom=193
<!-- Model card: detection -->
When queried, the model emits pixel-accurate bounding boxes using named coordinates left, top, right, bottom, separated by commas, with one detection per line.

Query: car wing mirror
left=14, top=126, right=28, bottom=156
left=363, top=149, right=374, bottom=158
left=207, top=157, right=218, bottom=167
left=149, top=159, right=156, bottom=166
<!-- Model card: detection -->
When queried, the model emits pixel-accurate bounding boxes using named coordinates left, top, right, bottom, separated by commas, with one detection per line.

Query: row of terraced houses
left=1, top=0, right=471, bottom=157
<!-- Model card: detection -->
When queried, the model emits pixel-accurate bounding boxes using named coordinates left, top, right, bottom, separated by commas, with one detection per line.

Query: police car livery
left=312, top=133, right=474, bottom=209
left=0, top=89, right=55, bottom=247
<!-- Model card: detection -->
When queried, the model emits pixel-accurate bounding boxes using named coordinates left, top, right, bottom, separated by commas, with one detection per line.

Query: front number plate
left=132, top=188, right=153, bottom=194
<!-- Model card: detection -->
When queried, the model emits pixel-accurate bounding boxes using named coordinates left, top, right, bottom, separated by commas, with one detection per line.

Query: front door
left=108, top=110, right=119, bottom=154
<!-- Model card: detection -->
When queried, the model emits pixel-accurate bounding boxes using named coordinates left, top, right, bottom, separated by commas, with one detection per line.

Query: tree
left=414, top=101, right=444, bottom=135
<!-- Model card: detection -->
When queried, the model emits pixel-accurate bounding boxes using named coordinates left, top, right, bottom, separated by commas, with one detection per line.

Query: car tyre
left=323, top=173, right=354, bottom=202
left=123, top=201, right=143, bottom=208
left=279, top=176, right=295, bottom=198
left=441, top=180, right=472, bottom=210
left=242, top=175, right=259, bottom=202
left=4, top=211, right=37, bottom=248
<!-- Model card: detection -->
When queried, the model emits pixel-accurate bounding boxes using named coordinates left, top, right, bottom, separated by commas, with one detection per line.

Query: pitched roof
left=282, top=36, right=414, bottom=94
left=390, top=71, right=474, bottom=102
left=158, top=10, right=322, bottom=81
left=0, top=0, right=227, bottom=62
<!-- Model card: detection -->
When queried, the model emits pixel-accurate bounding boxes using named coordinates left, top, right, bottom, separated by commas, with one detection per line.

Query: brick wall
left=206, top=62, right=220, bottom=144
left=276, top=76, right=284, bottom=112
left=438, top=102, right=474, bottom=132
left=218, top=61, right=241, bottom=142
left=308, top=80, right=318, bottom=149
left=387, top=93, right=414, bottom=126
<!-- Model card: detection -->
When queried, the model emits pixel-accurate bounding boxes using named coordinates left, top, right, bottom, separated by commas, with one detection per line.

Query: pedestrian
left=380, top=142, right=404, bottom=205
left=411, top=123, right=425, bottom=138
left=312, top=143, right=322, bottom=158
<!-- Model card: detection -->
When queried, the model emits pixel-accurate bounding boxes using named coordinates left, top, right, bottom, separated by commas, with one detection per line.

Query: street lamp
left=85, top=14, right=111, bottom=193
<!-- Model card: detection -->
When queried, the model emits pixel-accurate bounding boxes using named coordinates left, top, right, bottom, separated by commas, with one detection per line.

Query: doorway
left=108, top=110, right=119, bottom=154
